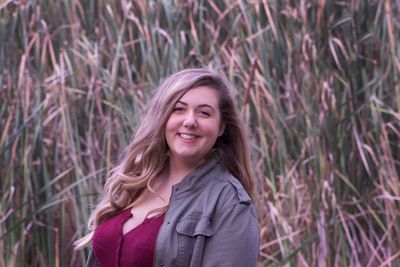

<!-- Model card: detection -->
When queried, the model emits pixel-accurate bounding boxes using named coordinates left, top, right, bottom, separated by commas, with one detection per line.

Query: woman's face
left=165, top=86, right=225, bottom=167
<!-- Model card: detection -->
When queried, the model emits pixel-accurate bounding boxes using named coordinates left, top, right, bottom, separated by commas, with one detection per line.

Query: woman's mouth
left=178, top=133, right=199, bottom=140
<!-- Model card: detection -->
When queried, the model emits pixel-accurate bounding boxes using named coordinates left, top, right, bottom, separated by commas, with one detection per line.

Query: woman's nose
left=183, top=113, right=197, bottom=128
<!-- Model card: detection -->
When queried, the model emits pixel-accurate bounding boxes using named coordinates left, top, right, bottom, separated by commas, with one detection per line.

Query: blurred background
left=0, top=0, right=399, bottom=266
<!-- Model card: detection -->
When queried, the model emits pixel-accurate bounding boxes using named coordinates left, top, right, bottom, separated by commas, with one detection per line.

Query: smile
left=178, top=133, right=199, bottom=140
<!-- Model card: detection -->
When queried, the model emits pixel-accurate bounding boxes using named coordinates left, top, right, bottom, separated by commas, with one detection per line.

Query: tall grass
left=0, top=0, right=399, bottom=266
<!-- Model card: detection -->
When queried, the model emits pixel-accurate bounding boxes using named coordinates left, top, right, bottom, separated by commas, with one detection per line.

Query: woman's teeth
left=179, top=133, right=197, bottom=139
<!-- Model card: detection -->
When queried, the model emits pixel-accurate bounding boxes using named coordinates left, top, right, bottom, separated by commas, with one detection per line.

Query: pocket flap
left=176, top=217, right=213, bottom=237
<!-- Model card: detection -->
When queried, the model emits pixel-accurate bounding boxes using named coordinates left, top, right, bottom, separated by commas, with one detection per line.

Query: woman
left=75, top=68, right=260, bottom=267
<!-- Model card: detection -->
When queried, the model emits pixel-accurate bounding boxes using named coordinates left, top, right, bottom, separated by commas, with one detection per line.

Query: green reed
left=0, top=0, right=399, bottom=266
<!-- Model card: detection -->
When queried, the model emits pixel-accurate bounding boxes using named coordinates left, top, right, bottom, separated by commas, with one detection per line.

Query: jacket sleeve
left=201, top=202, right=260, bottom=267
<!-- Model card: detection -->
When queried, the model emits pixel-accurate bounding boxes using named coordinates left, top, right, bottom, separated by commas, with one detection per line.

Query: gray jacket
left=86, top=158, right=260, bottom=267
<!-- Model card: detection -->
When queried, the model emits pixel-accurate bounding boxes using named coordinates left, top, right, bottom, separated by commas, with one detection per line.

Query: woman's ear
left=218, top=122, right=226, bottom=137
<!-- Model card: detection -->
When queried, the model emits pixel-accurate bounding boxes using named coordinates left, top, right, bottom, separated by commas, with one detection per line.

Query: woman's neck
left=166, top=156, right=205, bottom=185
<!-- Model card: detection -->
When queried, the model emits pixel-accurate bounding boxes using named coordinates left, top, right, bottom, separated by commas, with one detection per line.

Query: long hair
left=74, top=68, right=257, bottom=249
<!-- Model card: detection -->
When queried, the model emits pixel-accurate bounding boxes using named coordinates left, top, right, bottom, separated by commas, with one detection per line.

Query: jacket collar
left=171, top=158, right=219, bottom=199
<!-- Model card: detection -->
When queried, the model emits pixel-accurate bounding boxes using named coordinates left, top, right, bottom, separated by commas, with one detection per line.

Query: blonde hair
left=74, top=68, right=257, bottom=249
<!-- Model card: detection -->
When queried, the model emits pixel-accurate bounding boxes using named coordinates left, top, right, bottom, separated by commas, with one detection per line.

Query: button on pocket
left=176, top=217, right=213, bottom=237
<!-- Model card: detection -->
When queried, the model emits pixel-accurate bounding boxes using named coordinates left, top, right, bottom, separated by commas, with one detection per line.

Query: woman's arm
left=85, top=247, right=100, bottom=267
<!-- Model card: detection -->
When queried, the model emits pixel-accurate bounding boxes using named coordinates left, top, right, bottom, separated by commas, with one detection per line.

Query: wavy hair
left=74, top=68, right=257, bottom=249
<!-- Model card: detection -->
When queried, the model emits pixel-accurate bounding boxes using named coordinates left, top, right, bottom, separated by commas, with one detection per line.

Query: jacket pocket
left=176, top=217, right=213, bottom=267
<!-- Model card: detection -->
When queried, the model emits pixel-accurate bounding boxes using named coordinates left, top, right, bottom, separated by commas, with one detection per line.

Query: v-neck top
left=92, top=208, right=165, bottom=267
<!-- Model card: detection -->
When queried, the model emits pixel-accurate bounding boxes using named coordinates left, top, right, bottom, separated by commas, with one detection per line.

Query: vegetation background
left=1, top=0, right=399, bottom=266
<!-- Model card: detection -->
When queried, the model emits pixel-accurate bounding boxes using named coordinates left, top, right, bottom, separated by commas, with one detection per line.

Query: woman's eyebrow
left=176, top=100, right=187, bottom=105
left=198, top=104, right=216, bottom=110
left=177, top=101, right=216, bottom=110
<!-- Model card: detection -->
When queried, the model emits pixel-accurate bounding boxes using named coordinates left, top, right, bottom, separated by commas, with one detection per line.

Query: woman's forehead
left=177, top=86, right=220, bottom=107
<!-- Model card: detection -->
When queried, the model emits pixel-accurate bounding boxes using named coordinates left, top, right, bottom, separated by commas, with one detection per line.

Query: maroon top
left=92, top=208, right=165, bottom=267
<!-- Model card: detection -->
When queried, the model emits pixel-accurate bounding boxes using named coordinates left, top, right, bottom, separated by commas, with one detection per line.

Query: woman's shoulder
left=208, top=163, right=252, bottom=205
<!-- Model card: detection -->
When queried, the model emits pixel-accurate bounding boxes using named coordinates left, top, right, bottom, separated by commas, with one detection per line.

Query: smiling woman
left=165, top=86, right=225, bottom=169
left=74, top=68, right=260, bottom=267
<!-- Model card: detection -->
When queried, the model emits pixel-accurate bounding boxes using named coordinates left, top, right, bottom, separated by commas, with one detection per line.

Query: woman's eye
left=200, top=111, right=211, bottom=116
left=173, top=107, right=184, bottom=112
